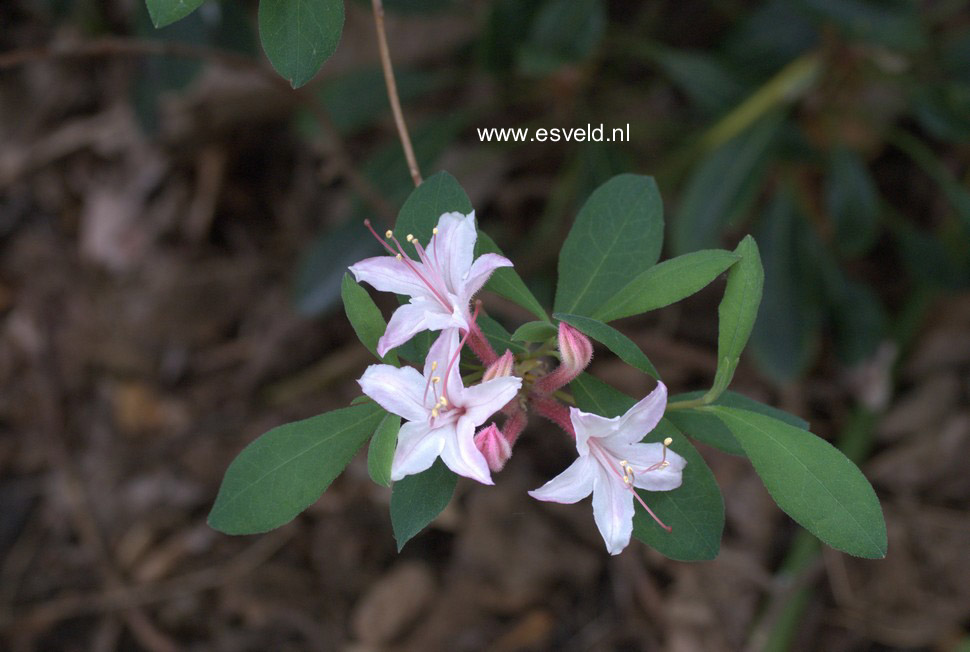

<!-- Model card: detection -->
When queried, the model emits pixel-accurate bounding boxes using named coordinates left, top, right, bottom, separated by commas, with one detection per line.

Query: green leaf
left=477, top=314, right=528, bottom=356
left=709, top=235, right=764, bottom=400
left=555, top=174, right=665, bottom=317
left=555, top=313, right=659, bottom=379
left=671, top=113, right=782, bottom=255
left=145, top=0, right=204, bottom=27
left=390, top=459, right=457, bottom=550
left=341, top=273, right=398, bottom=365
left=394, top=171, right=473, bottom=251
left=825, top=147, right=880, bottom=257
left=569, top=374, right=724, bottom=561
left=710, top=407, right=887, bottom=558
left=475, top=232, right=551, bottom=322
left=511, top=320, right=558, bottom=343
left=667, top=391, right=808, bottom=457
left=594, top=249, right=740, bottom=323
left=367, top=413, right=400, bottom=487
left=258, top=0, right=344, bottom=88
left=209, top=403, right=385, bottom=534
left=651, top=47, right=745, bottom=116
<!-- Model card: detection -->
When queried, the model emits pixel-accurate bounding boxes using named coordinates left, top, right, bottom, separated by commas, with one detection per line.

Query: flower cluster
left=352, top=211, right=686, bottom=554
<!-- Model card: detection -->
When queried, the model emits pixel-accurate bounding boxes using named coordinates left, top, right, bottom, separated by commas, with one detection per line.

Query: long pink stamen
left=362, top=221, right=454, bottom=311
left=442, top=302, right=481, bottom=402
left=412, top=237, right=449, bottom=293
left=590, top=440, right=672, bottom=533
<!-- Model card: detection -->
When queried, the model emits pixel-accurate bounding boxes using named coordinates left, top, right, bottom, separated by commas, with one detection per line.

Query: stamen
left=432, top=227, right=438, bottom=235
left=406, top=234, right=414, bottom=242
left=590, top=441, right=672, bottom=532
left=385, top=229, right=393, bottom=239
left=423, top=361, right=439, bottom=401
left=364, top=220, right=399, bottom=256
left=441, top=301, right=481, bottom=403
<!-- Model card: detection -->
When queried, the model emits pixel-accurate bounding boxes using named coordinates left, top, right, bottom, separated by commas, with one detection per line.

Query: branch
left=370, top=0, right=422, bottom=188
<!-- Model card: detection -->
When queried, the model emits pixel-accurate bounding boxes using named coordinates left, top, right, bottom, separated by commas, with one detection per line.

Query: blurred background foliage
left=28, top=0, right=970, bottom=386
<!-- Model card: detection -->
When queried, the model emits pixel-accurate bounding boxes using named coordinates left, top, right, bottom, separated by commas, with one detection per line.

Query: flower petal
left=349, top=255, right=431, bottom=299
left=390, top=421, right=445, bottom=481
left=461, top=253, right=513, bottom=302
left=591, top=466, right=636, bottom=555
left=378, top=300, right=457, bottom=356
left=427, top=211, right=477, bottom=293
left=623, top=444, right=687, bottom=492
left=528, top=455, right=595, bottom=504
left=607, top=383, right=668, bottom=447
left=439, top=417, right=493, bottom=485
left=424, top=329, right=464, bottom=400
left=459, top=376, right=522, bottom=426
left=357, top=364, right=429, bottom=423
left=569, top=407, right=623, bottom=456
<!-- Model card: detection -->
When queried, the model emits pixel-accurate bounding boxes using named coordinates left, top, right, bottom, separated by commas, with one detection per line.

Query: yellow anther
left=395, top=254, right=402, bottom=260
left=405, top=233, right=414, bottom=242
left=663, top=437, right=673, bottom=447
left=432, top=227, right=439, bottom=235
left=432, top=376, right=440, bottom=383
left=431, top=408, right=439, bottom=418
left=660, top=461, right=670, bottom=468
left=439, top=396, right=448, bottom=406
left=385, top=230, right=393, bottom=238
left=431, top=361, right=437, bottom=370
left=622, top=476, right=631, bottom=485
left=620, top=460, right=629, bottom=467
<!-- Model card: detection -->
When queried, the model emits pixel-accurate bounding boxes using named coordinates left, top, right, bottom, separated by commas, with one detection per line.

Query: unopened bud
left=474, top=423, right=512, bottom=473
left=483, top=350, right=515, bottom=382
left=558, top=323, right=593, bottom=376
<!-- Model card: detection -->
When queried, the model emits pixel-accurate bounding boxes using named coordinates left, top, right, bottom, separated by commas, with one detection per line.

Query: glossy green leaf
left=367, top=413, right=400, bottom=487
left=826, top=147, right=880, bottom=257
left=258, top=0, right=344, bottom=88
left=709, top=235, right=764, bottom=400
left=672, top=114, right=782, bottom=255
left=570, top=374, right=724, bottom=561
left=511, top=320, right=558, bottom=343
left=711, top=407, right=887, bottom=558
left=667, top=390, right=808, bottom=457
left=594, top=250, right=740, bottom=323
left=555, top=174, right=664, bottom=317
left=475, top=232, right=551, bottom=322
left=341, top=273, right=398, bottom=365
left=209, top=403, right=385, bottom=534
left=555, top=313, right=659, bottom=379
left=390, top=459, right=457, bottom=550
left=145, top=0, right=204, bottom=27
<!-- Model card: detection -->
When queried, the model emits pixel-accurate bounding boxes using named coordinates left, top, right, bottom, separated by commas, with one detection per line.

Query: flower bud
left=558, top=323, right=593, bottom=375
left=474, top=423, right=512, bottom=473
left=483, top=350, right=515, bottom=382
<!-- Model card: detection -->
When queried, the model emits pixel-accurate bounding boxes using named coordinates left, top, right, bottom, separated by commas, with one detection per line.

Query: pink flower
left=528, top=382, right=686, bottom=555
left=350, top=212, right=512, bottom=356
left=474, top=424, right=512, bottom=473
left=358, top=329, right=521, bottom=484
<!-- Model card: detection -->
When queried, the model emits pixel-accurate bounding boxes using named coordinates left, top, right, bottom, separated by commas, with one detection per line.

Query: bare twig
left=370, top=0, right=423, bottom=188
left=0, top=36, right=395, bottom=222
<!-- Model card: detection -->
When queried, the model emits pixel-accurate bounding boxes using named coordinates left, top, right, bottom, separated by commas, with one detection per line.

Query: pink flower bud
left=474, top=423, right=512, bottom=473
left=483, top=350, right=515, bottom=382
left=558, top=322, right=593, bottom=374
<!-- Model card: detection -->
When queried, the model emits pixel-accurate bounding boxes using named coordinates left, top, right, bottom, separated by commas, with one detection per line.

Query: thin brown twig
left=0, top=36, right=395, bottom=222
left=370, top=0, right=423, bottom=188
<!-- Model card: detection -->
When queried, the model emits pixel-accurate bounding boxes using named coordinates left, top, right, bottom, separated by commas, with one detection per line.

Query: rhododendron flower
left=350, top=211, right=512, bottom=356
left=529, top=382, right=686, bottom=555
left=358, top=329, right=521, bottom=484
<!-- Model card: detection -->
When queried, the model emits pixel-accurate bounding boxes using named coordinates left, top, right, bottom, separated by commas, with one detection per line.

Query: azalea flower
left=350, top=211, right=512, bottom=356
left=358, top=329, right=521, bottom=484
left=528, top=382, right=687, bottom=555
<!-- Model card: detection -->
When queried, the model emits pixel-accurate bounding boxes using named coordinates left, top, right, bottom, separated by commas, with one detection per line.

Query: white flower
left=349, top=211, right=512, bottom=356
left=358, top=329, right=521, bottom=484
left=529, top=383, right=686, bottom=554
